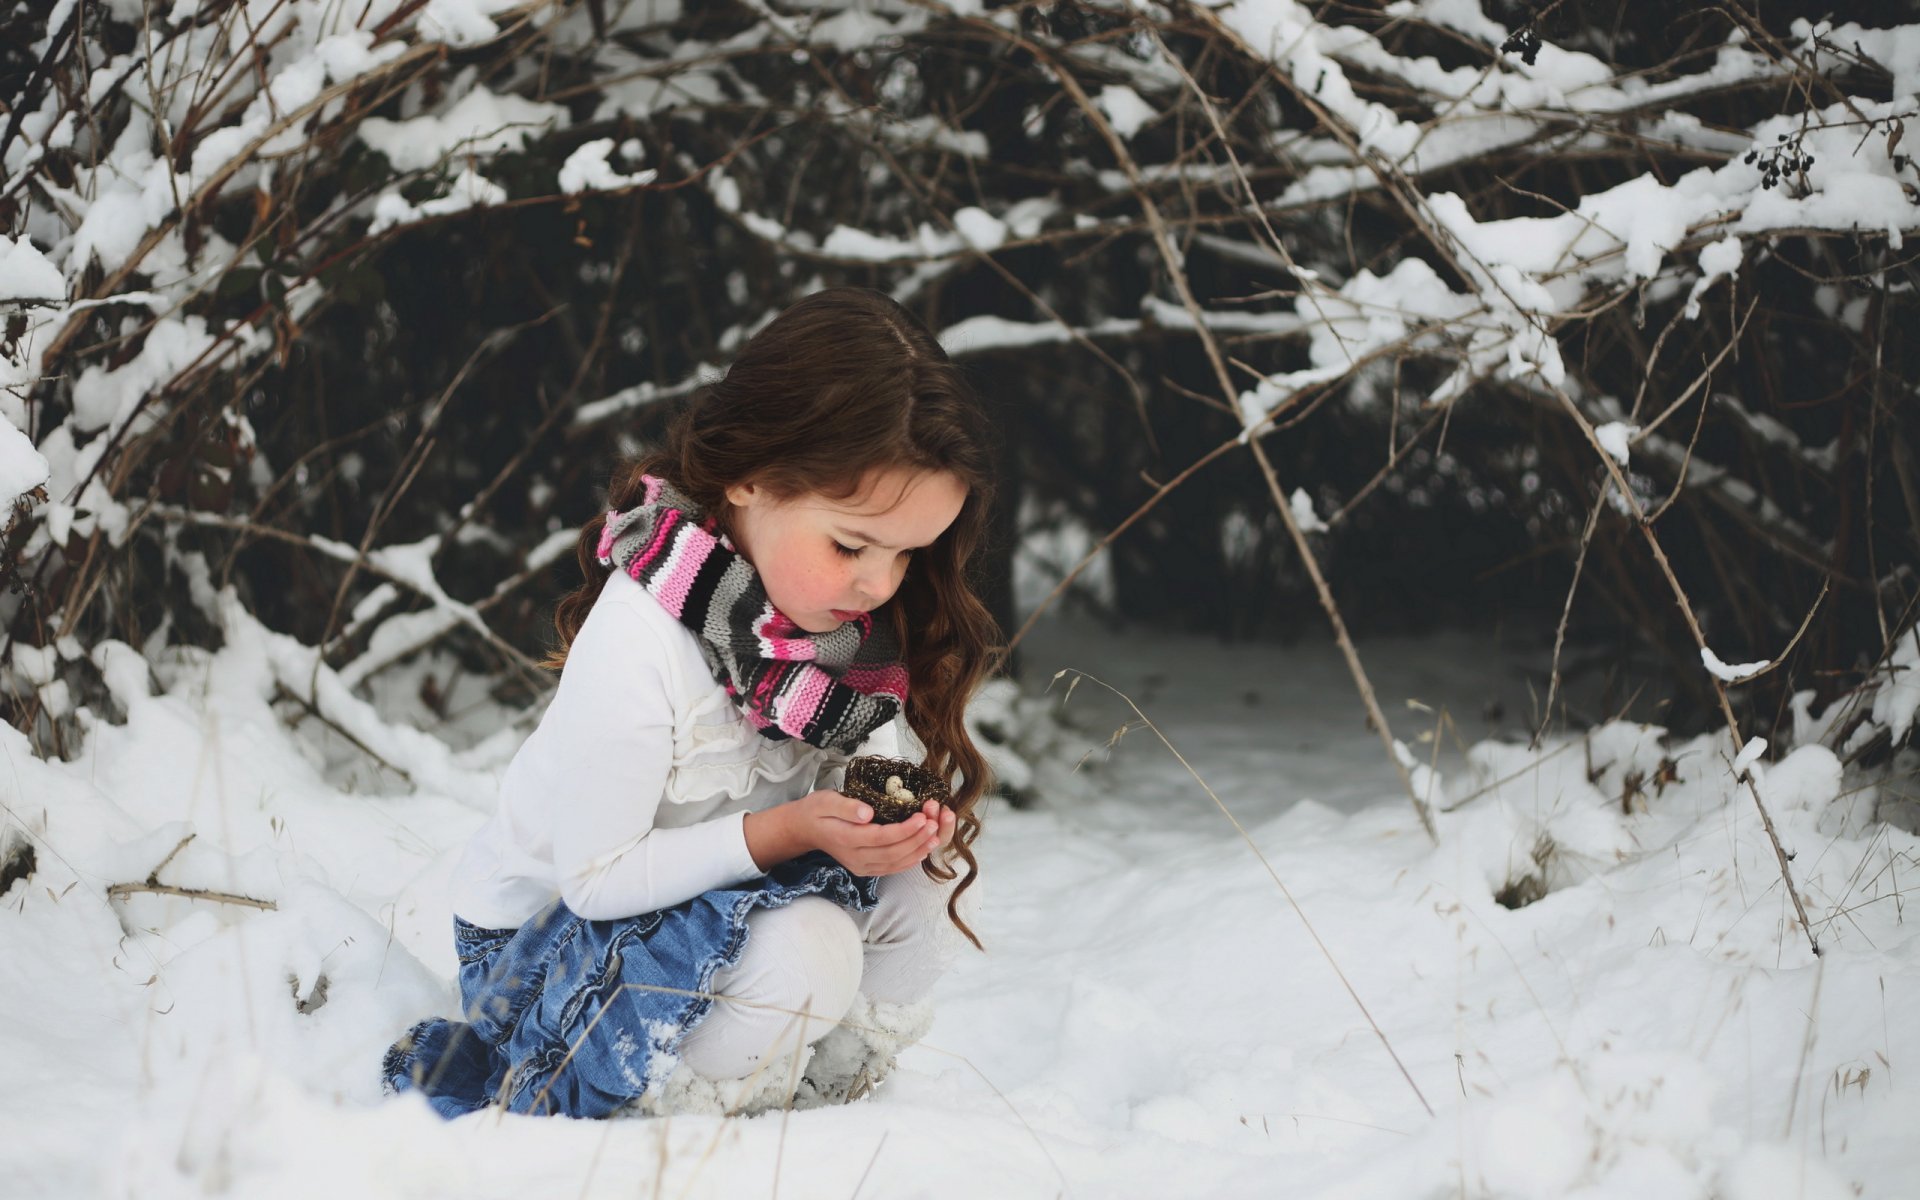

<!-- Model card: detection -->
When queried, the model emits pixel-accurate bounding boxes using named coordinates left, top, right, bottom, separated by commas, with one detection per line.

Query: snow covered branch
left=0, top=0, right=1915, bottom=785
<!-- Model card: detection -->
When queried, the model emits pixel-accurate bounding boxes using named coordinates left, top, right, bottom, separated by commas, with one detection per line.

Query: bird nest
left=842, top=756, right=950, bottom=824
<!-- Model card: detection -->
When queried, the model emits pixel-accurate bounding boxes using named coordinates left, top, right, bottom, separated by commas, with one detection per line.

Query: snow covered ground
left=3, top=596, right=1915, bottom=1198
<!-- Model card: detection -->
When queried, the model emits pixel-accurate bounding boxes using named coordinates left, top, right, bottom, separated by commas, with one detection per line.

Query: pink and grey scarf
left=596, top=473, right=909, bottom=754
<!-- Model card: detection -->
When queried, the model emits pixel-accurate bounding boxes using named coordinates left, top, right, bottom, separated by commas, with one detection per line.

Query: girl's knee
left=704, top=896, right=862, bottom=1032
left=870, top=861, right=977, bottom=945
left=769, top=895, right=863, bottom=1011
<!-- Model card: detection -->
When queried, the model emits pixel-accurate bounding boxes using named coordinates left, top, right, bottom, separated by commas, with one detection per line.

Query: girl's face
left=723, top=466, right=967, bottom=633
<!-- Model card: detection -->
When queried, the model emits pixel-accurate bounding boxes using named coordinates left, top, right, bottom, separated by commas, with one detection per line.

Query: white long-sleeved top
left=448, top=566, right=902, bottom=929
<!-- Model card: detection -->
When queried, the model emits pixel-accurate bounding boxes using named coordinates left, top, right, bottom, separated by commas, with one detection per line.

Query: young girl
left=381, top=286, right=1000, bottom=1120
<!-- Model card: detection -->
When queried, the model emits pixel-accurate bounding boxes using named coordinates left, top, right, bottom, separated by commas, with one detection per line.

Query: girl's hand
left=789, top=789, right=941, bottom=877
left=921, top=799, right=956, bottom=855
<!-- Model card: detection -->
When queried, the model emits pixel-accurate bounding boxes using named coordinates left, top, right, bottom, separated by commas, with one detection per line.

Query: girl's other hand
left=922, top=799, right=955, bottom=854
left=791, top=789, right=940, bottom=877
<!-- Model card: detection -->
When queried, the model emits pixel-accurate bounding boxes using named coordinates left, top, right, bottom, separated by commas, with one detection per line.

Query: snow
left=1871, top=628, right=1920, bottom=745
left=952, top=205, right=1010, bottom=250
left=708, top=164, right=1045, bottom=266
left=808, top=6, right=902, bottom=50
left=1010, top=496, right=1116, bottom=614
left=594, top=67, right=727, bottom=122
left=5, top=604, right=1916, bottom=1198
left=358, top=87, right=567, bottom=172
left=0, top=234, right=65, bottom=302
left=557, top=138, right=659, bottom=193
left=12, top=20, right=412, bottom=286
left=934, top=292, right=1301, bottom=360
left=68, top=315, right=218, bottom=437
left=1721, top=1143, right=1854, bottom=1200
left=1702, top=644, right=1771, bottom=683
left=1203, top=14, right=1919, bottom=435
left=414, top=0, right=531, bottom=45
left=1595, top=421, right=1638, bottom=465
left=941, top=312, right=1109, bottom=352
left=1421, top=171, right=1733, bottom=285
left=1096, top=84, right=1157, bottom=139
left=1685, top=235, right=1743, bottom=319
left=1289, top=487, right=1328, bottom=532
left=8, top=2, right=1920, bottom=1194
left=0, top=416, right=52, bottom=504
left=1805, top=19, right=1920, bottom=99
left=1210, top=0, right=1422, bottom=161
left=367, top=167, right=509, bottom=235
left=1237, top=257, right=1457, bottom=427
left=819, top=205, right=1010, bottom=261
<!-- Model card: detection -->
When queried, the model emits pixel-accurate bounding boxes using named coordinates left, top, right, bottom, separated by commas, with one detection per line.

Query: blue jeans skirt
left=381, top=849, right=879, bottom=1120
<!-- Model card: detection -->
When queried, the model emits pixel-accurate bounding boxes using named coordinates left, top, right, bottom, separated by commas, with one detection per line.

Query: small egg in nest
left=842, top=756, right=951, bottom=824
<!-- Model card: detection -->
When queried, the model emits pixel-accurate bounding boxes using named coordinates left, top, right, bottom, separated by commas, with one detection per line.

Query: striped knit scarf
left=595, top=474, right=909, bottom=754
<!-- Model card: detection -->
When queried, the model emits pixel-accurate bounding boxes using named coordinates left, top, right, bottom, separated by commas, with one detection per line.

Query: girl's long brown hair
left=541, top=286, right=1002, bottom=951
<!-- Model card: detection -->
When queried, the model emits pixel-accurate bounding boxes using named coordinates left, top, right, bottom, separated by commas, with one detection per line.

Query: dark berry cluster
left=1501, top=26, right=1542, bottom=66
left=1744, top=133, right=1814, bottom=190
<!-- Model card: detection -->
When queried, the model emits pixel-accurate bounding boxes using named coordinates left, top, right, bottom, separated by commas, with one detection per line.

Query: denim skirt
left=381, top=849, right=879, bottom=1120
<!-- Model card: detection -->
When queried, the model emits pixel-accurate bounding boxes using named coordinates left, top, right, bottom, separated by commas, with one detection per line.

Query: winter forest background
left=4, top=0, right=1920, bottom=1195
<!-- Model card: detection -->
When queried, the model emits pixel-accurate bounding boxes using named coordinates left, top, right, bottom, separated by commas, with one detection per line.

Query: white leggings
left=673, top=860, right=972, bottom=1081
